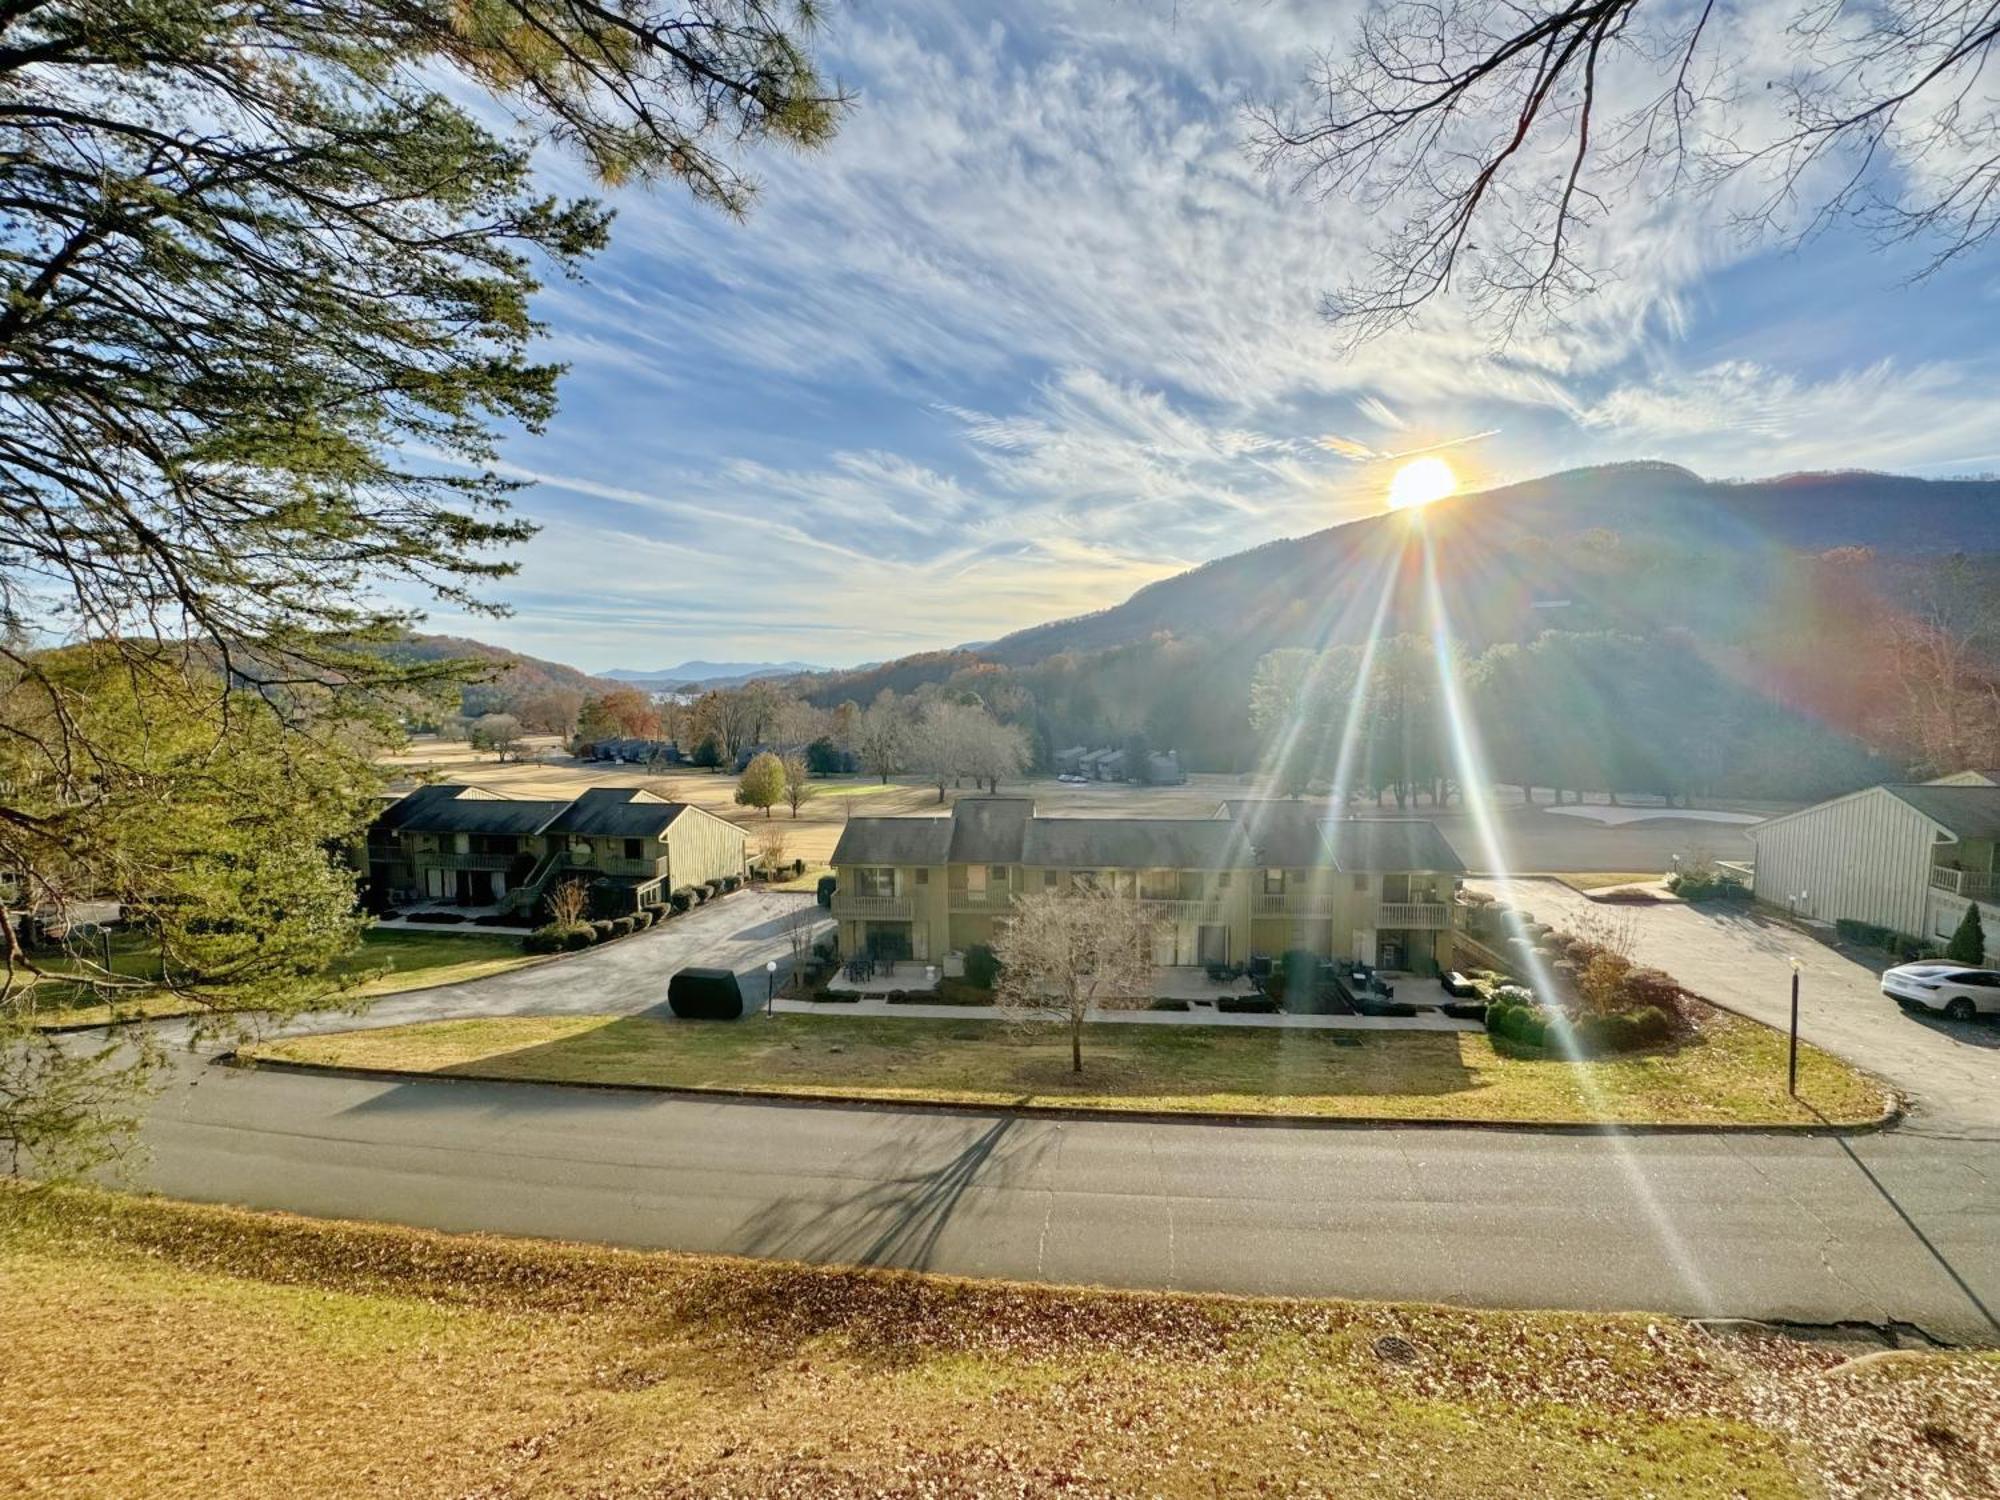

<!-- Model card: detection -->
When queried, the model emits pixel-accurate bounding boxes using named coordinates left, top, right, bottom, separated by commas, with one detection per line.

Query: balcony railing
left=423, top=850, right=517, bottom=872
left=1377, top=902, right=1451, bottom=929
left=1252, top=892, right=1337, bottom=917
left=1930, top=865, right=2000, bottom=902
left=832, top=893, right=914, bottom=921
left=1141, top=897, right=1225, bottom=924
left=948, top=886, right=1016, bottom=911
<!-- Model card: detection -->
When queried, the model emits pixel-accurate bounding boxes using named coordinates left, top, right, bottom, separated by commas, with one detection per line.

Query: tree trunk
left=1071, top=1017, right=1082, bottom=1074
left=936, top=783, right=946, bottom=803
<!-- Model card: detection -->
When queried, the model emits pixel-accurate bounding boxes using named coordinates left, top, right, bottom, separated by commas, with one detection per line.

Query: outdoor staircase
left=502, top=849, right=570, bottom=918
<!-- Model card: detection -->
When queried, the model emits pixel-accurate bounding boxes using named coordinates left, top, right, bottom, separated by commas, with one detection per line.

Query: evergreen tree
left=1945, top=902, right=1987, bottom=966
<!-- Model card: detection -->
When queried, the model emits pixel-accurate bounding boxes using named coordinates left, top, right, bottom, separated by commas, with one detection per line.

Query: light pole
left=1787, top=956, right=1802, bottom=1097
left=766, top=958, right=779, bottom=1017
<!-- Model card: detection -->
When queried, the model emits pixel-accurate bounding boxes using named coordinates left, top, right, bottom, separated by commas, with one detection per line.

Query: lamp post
left=766, top=958, right=779, bottom=1017
left=1787, top=956, right=1802, bottom=1097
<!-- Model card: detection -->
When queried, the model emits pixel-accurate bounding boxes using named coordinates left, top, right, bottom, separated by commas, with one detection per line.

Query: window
left=1215, top=871, right=1230, bottom=888
left=1044, top=870, right=1058, bottom=889
left=966, top=865, right=987, bottom=896
left=913, top=868, right=929, bottom=885
left=1352, top=874, right=1369, bottom=892
left=989, top=864, right=1009, bottom=886
left=1263, top=868, right=1285, bottom=895
left=624, top=838, right=643, bottom=861
left=855, top=867, right=895, bottom=898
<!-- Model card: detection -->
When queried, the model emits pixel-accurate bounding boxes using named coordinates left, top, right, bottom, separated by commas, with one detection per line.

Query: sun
left=1387, top=455, right=1458, bottom=511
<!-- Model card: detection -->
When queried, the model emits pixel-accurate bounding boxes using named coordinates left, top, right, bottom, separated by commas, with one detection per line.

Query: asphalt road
left=140, top=1053, right=2000, bottom=1344
left=94, top=884, right=2000, bottom=1345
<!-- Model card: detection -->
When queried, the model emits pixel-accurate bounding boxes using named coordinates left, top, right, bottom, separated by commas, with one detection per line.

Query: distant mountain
left=380, top=634, right=619, bottom=716
left=602, top=659, right=825, bottom=689
left=973, top=463, right=2000, bottom=666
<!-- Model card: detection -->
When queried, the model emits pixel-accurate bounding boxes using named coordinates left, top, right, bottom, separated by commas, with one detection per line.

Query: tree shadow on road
left=731, top=1113, right=1048, bottom=1273
left=1810, top=1105, right=2000, bottom=1340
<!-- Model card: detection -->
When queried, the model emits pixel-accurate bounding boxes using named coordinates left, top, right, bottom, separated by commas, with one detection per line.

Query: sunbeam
left=1411, top=517, right=1720, bottom=1315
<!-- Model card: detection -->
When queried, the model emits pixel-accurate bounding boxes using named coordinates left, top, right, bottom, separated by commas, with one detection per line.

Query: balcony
left=1141, top=897, right=1225, bottom=924
left=584, top=854, right=670, bottom=880
left=1377, top=902, right=1451, bottom=930
left=1252, top=892, right=1337, bottom=917
left=423, top=850, right=518, bottom=872
left=832, top=893, right=913, bottom=921
left=949, top=887, right=1016, bottom=913
left=1929, top=865, right=2000, bottom=902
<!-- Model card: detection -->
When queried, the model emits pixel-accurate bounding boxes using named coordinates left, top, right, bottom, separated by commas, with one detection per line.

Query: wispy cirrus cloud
left=416, top=0, right=2000, bottom=671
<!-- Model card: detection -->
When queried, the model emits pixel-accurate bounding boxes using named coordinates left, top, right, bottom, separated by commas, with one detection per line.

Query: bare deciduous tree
left=781, top=753, right=816, bottom=817
left=1254, top=2, right=2000, bottom=345
left=992, top=888, right=1157, bottom=1074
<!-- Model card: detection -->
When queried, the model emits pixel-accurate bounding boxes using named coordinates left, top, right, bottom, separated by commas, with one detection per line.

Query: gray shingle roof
left=948, top=798, right=1035, bottom=863
left=831, top=816, right=954, bottom=867
left=1222, top=800, right=1335, bottom=867
left=1883, top=784, right=2000, bottom=842
left=1021, top=818, right=1239, bottom=870
left=1317, top=818, right=1467, bottom=873
left=375, top=784, right=570, bottom=836
left=544, top=787, right=690, bottom=838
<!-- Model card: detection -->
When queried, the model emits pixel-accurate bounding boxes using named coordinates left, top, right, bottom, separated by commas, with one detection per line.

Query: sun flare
left=1387, top=455, right=1458, bottom=511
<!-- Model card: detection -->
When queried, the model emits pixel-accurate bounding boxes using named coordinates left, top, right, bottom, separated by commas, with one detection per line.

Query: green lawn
left=10, top=1185, right=1991, bottom=1499
left=28, top=928, right=538, bottom=1028
left=1552, top=871, right=1665, bottom=893
left=246, top=1009, right=1888, bottom=1126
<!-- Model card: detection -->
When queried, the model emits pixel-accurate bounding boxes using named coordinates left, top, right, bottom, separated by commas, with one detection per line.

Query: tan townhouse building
left=829, top=797, right=1463, bottom=974
left=367, top=784, right=747, bottom=917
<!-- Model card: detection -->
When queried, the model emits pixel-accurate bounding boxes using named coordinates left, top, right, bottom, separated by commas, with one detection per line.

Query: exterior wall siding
left=662, top=807, right=749, bottom=891
left=1748, top=788, right=1937, bottom=937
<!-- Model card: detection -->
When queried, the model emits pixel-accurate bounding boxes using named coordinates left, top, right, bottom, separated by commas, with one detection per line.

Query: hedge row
left=1834, top=917, right=1935, bottom=962
left=523, top=878, right=743, bottom=955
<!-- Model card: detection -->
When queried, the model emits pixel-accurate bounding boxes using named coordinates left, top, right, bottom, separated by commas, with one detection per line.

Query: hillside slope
left=979, top=463, right=2000, bottom=665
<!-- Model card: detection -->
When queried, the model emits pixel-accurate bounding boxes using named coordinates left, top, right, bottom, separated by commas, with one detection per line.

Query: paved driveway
left=1473, top=878, right=2000, bottom=1137
left=275, top=890, right=831, bottom=1039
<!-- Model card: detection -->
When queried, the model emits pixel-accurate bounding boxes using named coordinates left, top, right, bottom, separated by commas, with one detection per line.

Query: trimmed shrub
left=1149, top=998, right=1191, bottom=1012
left=686, top=885, right=708, bottom=905
left=590, top=919, right=615, bottom=942
left=471, top=912, right=531, bottom=927
left=816, top=875, right=836, bottom=908
left=644, top=902, right=671, bottom=923
left=792, top=858, right=807, bottom=876
left=610, top=915, right=636, bottom=938
left=526, top=922, right=594, bottom=954
left=405, top=910, right=466, bottom=924
left=1629, top=1006, right=1674, bottom=1045
left=720, top=874, right=741, bottom=894
left=670, top=888, right=695, bottom=913
left=1218, top=995, right=1280, bottom=1014
left=928, top=980, right=997, bottom=1007
left=668, top=967, right=743, bottom=1020
left=699, top=882, right=720, bottom=902
left=631, top=910, right=654, bottom=930
left=963, top=943, right=1001, bottom=990
left=809, top=989, right=861, bottom=1003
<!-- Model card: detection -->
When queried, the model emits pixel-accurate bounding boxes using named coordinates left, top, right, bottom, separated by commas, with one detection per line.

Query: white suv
left=1881, top=963, right=2000, bottom=1022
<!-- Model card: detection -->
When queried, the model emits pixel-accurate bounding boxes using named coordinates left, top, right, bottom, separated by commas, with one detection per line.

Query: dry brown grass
left=246, top=1007, right=1891, bottom=1127
left=4, top=1187, right=1990, bottom=1498
left=384, top=737, right=1266, bottom=865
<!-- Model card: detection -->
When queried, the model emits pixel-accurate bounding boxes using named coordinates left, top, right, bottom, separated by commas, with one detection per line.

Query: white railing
left=1377, top=902, right=1451, bottom=929
left=1142, top=897, right=1225, bottom=923
left=1930, top=866, right=2000, bottom=901
left=1252, top=892, right=1336, bottom=917
left=831, top=894, right=913, bottom=921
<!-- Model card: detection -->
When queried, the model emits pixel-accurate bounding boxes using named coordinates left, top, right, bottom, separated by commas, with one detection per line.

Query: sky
left=416, top=0, right=2000, bottom=674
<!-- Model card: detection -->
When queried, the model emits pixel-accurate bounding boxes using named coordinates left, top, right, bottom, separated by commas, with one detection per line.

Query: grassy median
left=4, top=1185, right=1991, bottom=1499
left=243, top=1010, right=1888, bottom=1126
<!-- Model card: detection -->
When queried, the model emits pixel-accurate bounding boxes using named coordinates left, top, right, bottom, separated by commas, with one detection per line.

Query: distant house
left=367, top=785, right=746, bottom=917
left=1746, top=776, right=1997, bottom=960
left=580, top=736, right=682, bottom=766
left=1057, top=744, right=1186, bottom=785
left=829, top=796, right=1463, bottom=972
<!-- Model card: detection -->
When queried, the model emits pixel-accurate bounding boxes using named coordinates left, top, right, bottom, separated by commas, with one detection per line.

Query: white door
left=1352, top=929, right=1375, bottom=966
left=426, top=867, right=446, bottom=900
